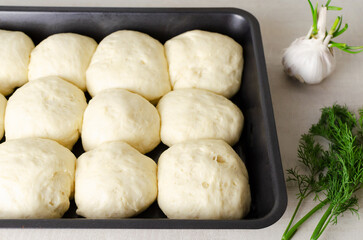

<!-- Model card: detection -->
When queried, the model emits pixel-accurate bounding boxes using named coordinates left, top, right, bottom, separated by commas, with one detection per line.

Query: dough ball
left=75, top=141, right=157, bottom=218
left=86, top=30, right=171, bottom=101
left=165, top=30, right=243, bottom=98
left=157, top=139, right=251, bottom=219
left=28, top=33, right=97, bottom=91
left=0, top=94, right=6, bottom=140
left=0, top=138, right=76, bottom=219
left=157, top=89, right=243, bottom=147
left=0, top=29, right=35, bottom=96
left=81, top=88, right=160, bottom=153
left=5, top=76, right=87, bottom=149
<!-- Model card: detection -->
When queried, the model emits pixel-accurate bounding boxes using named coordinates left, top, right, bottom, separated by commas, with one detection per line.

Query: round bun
left=0, top=30, right=35, bottom=96
left=157, top=139, right=251, bottom=219
left=86, top=30, right=171, bottom=101
left=165, top=30, right=243, bottom=98
left=75, top=141, right=157, bottom=218
left=28, top=33, right=97, bottom=91
left=157, top=88, right=243, bottom=147
left=0, top=138, right=76, bottom=219
left=81, top=88, right=160, bottom=153
left=5, top=76, right=87, bottom=149
left=0, top=94, right=7, bottom=139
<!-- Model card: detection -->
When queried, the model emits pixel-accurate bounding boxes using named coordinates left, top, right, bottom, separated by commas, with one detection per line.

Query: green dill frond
left=287, top=167, right=313, bottom=199
left=310, top=108, right=363, bottom=238
left=287, top=133, right=328, bottom=200
left=297, top=134, right=326, bottom=173
left=310, top=105, right=356, bottom=145
left=332, top=197, right=359, bottom=225
left=283, top=104, right=363, bottom=240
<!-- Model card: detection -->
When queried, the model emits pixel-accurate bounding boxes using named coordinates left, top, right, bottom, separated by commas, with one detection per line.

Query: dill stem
left=282, top=188, right=313, bottom=237
left=282, top=199, right=329, bottom=240
left=310, top=204, right=334, bottom=240
left=315, top=212, right=334, bottom=240
left=282, top=196, right=304, bottom=237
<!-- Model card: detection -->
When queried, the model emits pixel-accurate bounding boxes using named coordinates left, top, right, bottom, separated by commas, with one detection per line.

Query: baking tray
left=0, top=7, right=287, bottom=229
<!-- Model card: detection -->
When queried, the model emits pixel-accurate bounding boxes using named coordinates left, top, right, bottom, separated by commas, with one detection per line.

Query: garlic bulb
left=282, top=37, right=336, bottom=84
left=282, top=6, right=336, bottom=84
left=282, top=1, right=363, bottom=84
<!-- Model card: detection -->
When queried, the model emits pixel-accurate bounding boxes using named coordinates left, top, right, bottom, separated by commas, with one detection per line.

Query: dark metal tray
left=0, top=6, right=287, bottom=229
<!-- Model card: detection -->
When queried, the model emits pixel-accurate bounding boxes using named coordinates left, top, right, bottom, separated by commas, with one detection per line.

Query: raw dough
left=86, top=30, right=171, bottom=101
left=157, top=139, right=251, bottom=219
left=5, top=76, right=87, bottom=149
left=0, top=94, right=6, bottom=140
left=81, top=88, right=160, bottom=153
left=157, top=88, right=244, bottom=147
left=28, top=33, right=97, bottom=91
left=0, top=29, right=34, bottom=96
left=165, top=30, right=243, bottom=98
left=0, top=138, right=76, bottom=219
left=75, top=141, right=157, bottom=218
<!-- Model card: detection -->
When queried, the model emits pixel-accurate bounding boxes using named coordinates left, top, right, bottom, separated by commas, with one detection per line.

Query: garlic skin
left=282, top=37, right=336, bottom=84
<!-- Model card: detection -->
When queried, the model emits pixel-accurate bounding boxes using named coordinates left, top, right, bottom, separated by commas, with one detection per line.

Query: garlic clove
left=282, top=37, right=336, bottom=84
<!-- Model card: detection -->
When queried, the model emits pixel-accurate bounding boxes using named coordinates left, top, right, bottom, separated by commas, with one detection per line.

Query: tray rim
left=0, top=6, right=287, bottom=229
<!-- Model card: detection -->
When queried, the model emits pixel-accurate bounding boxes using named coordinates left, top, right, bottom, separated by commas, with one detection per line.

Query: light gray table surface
left=1, top=0, right=363, bottom=239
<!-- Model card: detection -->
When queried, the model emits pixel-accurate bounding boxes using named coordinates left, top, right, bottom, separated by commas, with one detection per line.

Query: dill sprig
left=282, top=134, right=327, bottom=238
left=282, top=105, right=363, bottom=240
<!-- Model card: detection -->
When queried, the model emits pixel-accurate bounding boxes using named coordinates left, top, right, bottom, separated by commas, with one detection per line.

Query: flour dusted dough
left=0, top=94, right=6, bottom=140
left=157, top=139, right=251, bottom=219
left=86, top=30, right=171, bottom=101
left=75, top=141, right=157, bottom=218
left=81, top=88, right=160, bottom=153
left=28, top=33, right=97, bottom=91
left=157, top=89, right=243, bottom=147
left=0, top=30, right=34, bottom=96
left=165, top=30, right=243, bottom=98
left=0, top=138, right=76, bottom=219
left=5, top=76, right=87, bottom=149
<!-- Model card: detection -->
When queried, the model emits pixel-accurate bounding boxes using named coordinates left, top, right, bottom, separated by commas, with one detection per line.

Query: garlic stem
left=324, top=17, right=342, bottom=46
left=324, top=35, right=332, bottom=46
left=312, top=2, right=319, bottom=35
left=317, top=6, right=327, bottom=41
left=306, top=26, right=314, bottom=39
left=328, top=16, right=342, bottom=36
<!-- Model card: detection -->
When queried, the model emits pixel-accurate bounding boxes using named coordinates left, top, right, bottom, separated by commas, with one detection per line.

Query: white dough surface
left=86, top=30, right=171, bottom=101
left=165, top=30, right=243, bottom=98
left=157, top=88, right=244, bottom=147
left=5, top=76, right=87, bottom=149
left=28, top=33, right=97, bottom=91
left=157, top=139, right=250, bottom=219
left=81, top=88, right=160, bottom=153
left=0, top=138, right=76, bottom=219
left=75, top=141, right=157, bottom=218
left=0, top=29, right=34, bottom=96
